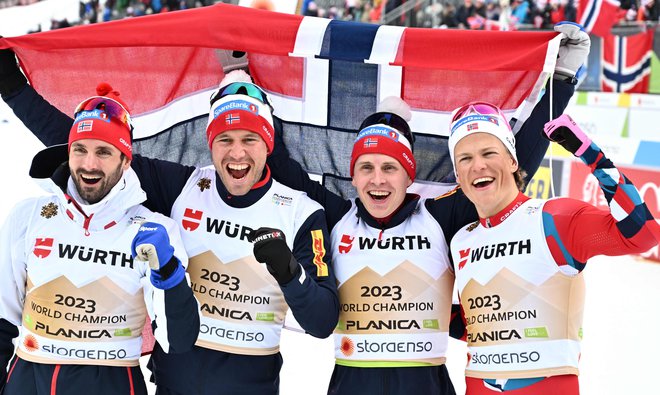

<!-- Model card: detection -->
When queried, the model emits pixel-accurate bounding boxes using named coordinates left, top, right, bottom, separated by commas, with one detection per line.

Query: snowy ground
left=2, top=101, right=659, bottom=395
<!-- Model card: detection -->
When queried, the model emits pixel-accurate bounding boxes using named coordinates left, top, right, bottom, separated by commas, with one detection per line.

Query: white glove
left=554, top=22, right=590, bottom=78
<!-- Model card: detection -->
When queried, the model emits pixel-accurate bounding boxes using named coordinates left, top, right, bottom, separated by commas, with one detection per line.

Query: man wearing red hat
left=0, top=68, right=338, bottom=394
left=0, top=89, right=199, bottom=394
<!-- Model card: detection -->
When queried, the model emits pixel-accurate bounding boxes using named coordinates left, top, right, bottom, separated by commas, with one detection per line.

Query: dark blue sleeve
left=268, top=118, right=351, bottom=230
left=515, top=78, right=575, bottom=185
left=0, top=318, right=18, bottom=385
left=129, top=155, right=196, bottom=216
left=426, top=188, right=479, bottom=253
left=3, top=84, right=197, bottom=216
left=3, top=84, right=72, bottom=147
left=160, top=278, right=200, bottom=353
left=280, top=209, right=339, bottom=338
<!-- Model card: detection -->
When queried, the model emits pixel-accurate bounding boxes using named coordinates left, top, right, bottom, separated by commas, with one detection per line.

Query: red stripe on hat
left=207, top=109, right=275, bottom=154
left=350, top=135, right=416, bottom=181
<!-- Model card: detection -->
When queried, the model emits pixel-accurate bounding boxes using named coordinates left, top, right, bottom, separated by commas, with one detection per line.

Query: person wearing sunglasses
left=0, top=86, right=199, bottom=395
left=447, top=108, right=658, bottom=395
left=0, top=69, right=338, bottom=394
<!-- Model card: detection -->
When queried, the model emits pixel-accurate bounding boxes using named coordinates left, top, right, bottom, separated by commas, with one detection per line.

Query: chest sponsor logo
left=340, top=335, right=433, bottom=356
left=206, top=218, right=254, bottom=241
left=23, top=335, right=39, bottom=352
left=33, top=237, right=54, bottom=258
left=182, top=208, right=204, bottom=231
left=271, top=193, right=293, bottom=206
left=338, top=234, right=431, bottom=253
left=467, top=329, right=522, bottom=343
left=345, top=319, right=421, bottom=331
left=458, top=239, right=532, bottom=270
left=338, top=234, right=354, bottom=254
left=41, top=243, right=134, bottom=268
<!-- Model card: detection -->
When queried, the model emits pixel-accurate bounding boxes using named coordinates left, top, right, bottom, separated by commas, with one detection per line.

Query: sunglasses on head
left=74, top=96, right=134, bottom=133
left=210, top=81, right=272, bottom=108
left=359, top=112, right=415, bottom=152
left=450, top=101, right=509, bottom=128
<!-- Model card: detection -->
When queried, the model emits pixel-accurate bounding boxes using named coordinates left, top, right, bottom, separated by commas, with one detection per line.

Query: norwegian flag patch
left=77, top=120, right=93, bottom=132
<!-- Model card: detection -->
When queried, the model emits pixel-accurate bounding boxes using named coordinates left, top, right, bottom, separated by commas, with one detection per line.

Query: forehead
left=455, top=133, right=506, bottom=153
left=70, top=139, right=120, bottom=153
left=355, top=153, right=402, bottom=165
left=216, top=129, right=262, bottom=140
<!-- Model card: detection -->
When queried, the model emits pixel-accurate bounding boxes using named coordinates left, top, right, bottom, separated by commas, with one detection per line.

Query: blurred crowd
left=2, top=0, right=658, bottom=30
left=304, top=0, right=658, bottom=29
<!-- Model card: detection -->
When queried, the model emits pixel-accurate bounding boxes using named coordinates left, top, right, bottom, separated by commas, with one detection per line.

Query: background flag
left=0, top=3, right=560, bottom=197
left=601, top=29, right=655, bottom=93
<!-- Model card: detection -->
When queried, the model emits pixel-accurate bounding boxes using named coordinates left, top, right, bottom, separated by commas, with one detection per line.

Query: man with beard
left=0, top=87, right=200, bottom=394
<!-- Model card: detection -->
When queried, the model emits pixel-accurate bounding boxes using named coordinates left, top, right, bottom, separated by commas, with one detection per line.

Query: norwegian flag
left=601, top=30, right=654, bottom=93
left=577, top=0, right=624, bottom=38
left=363, top=138, right=378, bottom=148
left=0, top=3, right=561, bottom=197
left=225, top=113, right=240, bottom=125
left=77, top=120, right=93, bottom=132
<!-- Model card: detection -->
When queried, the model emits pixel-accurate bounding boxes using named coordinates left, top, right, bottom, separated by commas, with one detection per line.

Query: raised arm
left=514, top=22, right=590, bottom=185
left=514, top=77, right=575, bottom=185
left=268, top=117, right=351, bottom=230
left=541, top=115, right=659, bottom=271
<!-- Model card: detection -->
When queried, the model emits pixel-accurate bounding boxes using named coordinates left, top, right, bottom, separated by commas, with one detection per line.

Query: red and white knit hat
left=206, top=70, right=275, bottom=154
left=69, top=82, right=133, bottom=159
left=350, top=97, right=416, bottom=181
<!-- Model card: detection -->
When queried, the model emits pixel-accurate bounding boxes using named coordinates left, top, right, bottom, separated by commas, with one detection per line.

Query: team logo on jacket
left=33, top=237, right=54, bottom=258
left=340, top=336, right=355, bottom=356
left=338, top=234, right=354, bottom=254
left=182, top=208, right=203, bottom=231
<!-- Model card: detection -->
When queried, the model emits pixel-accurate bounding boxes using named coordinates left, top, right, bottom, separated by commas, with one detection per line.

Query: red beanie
left=350, top=124, right=416, bottom=181
left=69, top=83, right=133, bottom=159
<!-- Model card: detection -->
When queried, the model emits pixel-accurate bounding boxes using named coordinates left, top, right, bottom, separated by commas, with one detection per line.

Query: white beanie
left=448, top=112, right=517, bottom=170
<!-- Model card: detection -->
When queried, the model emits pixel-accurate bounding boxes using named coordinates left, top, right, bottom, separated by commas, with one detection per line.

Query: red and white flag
left=577, top=0, right=623, bottom=38
left=0, top=3, right=561, bottom=185
left=601, top=29, right=654, bottom=93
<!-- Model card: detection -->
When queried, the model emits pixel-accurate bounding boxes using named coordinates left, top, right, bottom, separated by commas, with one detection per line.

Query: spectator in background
left=499, top=0, right=515, bottom=29
left=564, top=0, right=576, bottom=21
left=638, top=0, right=659, bottom=21
left=456, top=0, right=475, bottom=28
left=512, top=0, right=530, bottom=26
left=440, top=1, right=460, bottom=27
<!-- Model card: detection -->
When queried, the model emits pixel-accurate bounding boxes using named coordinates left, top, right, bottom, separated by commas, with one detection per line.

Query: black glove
left=543, top=114, right=592, bottom=157
left=249, top=227, right=301, bottom=285
left=0, top=44, right=27, bottom=97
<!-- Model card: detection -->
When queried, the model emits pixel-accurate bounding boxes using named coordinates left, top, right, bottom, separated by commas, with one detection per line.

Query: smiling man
left=448, top=110, right=659, bottom=395
left=0, top=90, right=199, bottom=395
